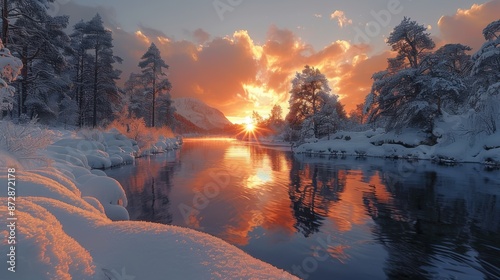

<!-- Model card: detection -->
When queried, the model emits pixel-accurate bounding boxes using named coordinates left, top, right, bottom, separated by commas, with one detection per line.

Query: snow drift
left=0, top=127, right=297, bottom=280
left=294, top=113, right=500, bottom=166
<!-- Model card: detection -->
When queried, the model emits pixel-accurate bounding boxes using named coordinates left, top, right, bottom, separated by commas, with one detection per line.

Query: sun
left=234, top=116, right=260, bottom=141
left=244, top=116, right=255, bottom=132
left=245, top=122, right=255, bottom=132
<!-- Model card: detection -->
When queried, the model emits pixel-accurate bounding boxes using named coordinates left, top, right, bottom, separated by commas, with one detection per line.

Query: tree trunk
left=312, top=88, right=318, bottom=138
left=152, top=64, right=156, bottom=128
left=75, top=61, right=80, bottom=123
left=2, top=0, right=8, bottom=45
left=76, top=50, right=83, bottom=127
left=93, top=46, right=98, bottom=128
left=19, top=46, right=28, bottom=118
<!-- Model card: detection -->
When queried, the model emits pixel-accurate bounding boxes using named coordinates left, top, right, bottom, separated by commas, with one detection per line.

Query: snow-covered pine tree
left=156, top=92, right=176, bottom=128
left=124, top=72, right=146, bottom=119
left=74, top=14, right=122, bottom=127
left=314, top=92, right=346, bottom=139
left=138, top=43, right=172, bottom=127
left=2, top=0, right=72, bottom=122
left=471, top=19, right=500, bottom=98
left=422, top=44, right=471, bottom=115
left=366, top=18, right=442, bottom=133
left=69, top=20, right=94, bottom=127
left=286, top=65, right=342, bottom=140
left=470, top=19, right=500, bottom=134
left=386, top=17, right=435, bottom=69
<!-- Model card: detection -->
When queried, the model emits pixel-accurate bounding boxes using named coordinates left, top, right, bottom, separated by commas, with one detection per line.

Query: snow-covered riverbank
left=0, top=125, right=297, bottom=280
left=294, top=115, right=500, bottom=167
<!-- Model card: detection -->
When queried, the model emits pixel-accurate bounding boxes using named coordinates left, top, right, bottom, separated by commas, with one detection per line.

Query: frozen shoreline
left=292, top=125, right=500, bottom=167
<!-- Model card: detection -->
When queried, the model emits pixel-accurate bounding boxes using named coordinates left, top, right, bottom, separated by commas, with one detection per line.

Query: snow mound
left=0, top=171, right=99, bottom=215
left=295, top=118, right=500, bottom=166
left=0, top=199, right=95, bottom=280
left=0, top=130, right=296, bottom=280
left=49, top=129, right=139, bottom=169
left=78, top=176, right=129, bottom=221
left=0, top=194, right=297, bottom=280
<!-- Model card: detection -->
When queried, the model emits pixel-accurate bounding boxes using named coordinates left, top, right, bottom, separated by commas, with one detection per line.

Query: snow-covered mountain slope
left=173, top=97, right=232, bottom=130
left=173, top=112, right=207, bottom=134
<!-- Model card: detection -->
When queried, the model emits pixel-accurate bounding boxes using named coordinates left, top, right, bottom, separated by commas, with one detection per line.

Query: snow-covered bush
left=108, top=116, right=174, bottom=152
left=0, top=120, right=53, bottom=166
left=0, top=39, right=22, bottom=116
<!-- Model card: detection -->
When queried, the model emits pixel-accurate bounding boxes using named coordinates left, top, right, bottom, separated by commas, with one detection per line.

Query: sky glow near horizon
left=60, top=0, right=499, bottom=123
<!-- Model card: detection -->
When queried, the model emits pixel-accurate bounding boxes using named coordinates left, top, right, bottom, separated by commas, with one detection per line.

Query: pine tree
left=138, top=43, right=171, bottom=127
left=314, top=92, right=345, bottom=139
left=386, top=17, right=435, bottom=69
left=366, top=18, right=441, bottom=133
left=2, top=0, right=72, bottom=121
left=269, top=104, right=283, bottom=124
left=469, top=19, right=500, bottom=134
left=124, top=73, right=146, bottom=119
left=72, top=14, right=122, bottom=127
left=286, top=65, right=342, bottom=139
left=69, top=20, right=93, bottom=126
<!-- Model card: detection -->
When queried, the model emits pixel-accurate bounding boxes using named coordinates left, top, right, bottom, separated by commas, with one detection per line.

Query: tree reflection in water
left=107, top=141, right=500, bottom=279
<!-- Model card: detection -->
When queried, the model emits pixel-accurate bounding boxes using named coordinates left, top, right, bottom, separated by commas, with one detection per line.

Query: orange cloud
left=134, top=30, right=150, bottom=44
left=119, top=24, right=379, bottom=119
left=333, top=51, right=391, bottom=110
left=330, top=10, right=353, bottom=28
left=256, top=26, right=377, bottom=113
left=131, top=30, right=259, bottom=118
left=438, top=0, right=500, bottom=51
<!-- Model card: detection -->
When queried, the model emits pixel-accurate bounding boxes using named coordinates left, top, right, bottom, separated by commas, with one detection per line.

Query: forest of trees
left=365, top=18, right=500, bottom=138
left=0, top=1, right=498, bottom=142
left=284, top=18, right=500, bottom=143
left=0, top=1, right=174, bottom=129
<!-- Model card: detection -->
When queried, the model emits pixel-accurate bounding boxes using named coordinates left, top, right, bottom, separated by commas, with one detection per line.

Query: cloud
left=192, top=28, right=211, bottom=44
left=330, top=10, right=353, bottom=28
left=333, top=51, right=391, bottom=110
left=60, top=3, right=378, bottom=120
left=144, top=24, right=377, bottom=118
left=59, top=1, right=119, bottom=28
left=314, top=14, right=323, bottom=18
left=135, top=25, right=378, bottom=117
left=438, top=0, right=500, bottom=51
left=136, top=23, right=171, bottom=45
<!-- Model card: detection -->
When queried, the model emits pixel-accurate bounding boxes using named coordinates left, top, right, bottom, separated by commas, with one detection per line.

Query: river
left=105, top=138, right=500, bottom=280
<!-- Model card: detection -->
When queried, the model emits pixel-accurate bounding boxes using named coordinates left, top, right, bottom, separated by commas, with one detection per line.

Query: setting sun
left=234, top=116, right=261, bottom=141
left=245, top=122, right=255, bottom=132
left=244, top=116, right=255, bottom=132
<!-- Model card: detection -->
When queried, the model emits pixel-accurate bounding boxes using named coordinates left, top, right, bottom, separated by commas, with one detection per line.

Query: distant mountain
left=173, top=112, right=207, bottom=135
left=173, top=97, right=233, bottom=131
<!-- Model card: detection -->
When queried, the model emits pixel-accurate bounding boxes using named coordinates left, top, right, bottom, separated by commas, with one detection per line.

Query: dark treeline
left=0, top=0, right=174, bottom=129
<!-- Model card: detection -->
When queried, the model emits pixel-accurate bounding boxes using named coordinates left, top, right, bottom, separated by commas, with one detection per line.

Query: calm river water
left=105, top=138, right=500, bottom=280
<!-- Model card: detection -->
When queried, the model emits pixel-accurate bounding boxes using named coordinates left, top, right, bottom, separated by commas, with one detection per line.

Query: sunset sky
left=59, top=0, right=500, bottom=123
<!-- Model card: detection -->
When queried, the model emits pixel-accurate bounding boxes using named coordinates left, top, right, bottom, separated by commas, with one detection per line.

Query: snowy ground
left=294, top=114, right=500, bottom=166
left=0, top=127, right=297, bottom=280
